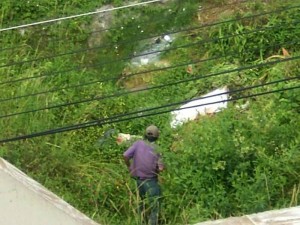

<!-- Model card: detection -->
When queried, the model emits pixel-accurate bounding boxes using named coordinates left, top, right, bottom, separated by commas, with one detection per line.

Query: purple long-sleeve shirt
left=123, top=140, right=164, bottom=179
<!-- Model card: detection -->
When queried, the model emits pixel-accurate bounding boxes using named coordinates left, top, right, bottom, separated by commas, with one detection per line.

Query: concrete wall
left=194, top=206, right=300, bottom=225
left=0, top=158, right=100, bottom=225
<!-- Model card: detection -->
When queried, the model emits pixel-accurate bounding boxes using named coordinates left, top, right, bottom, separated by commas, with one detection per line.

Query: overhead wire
left=0, top=5, right=190, bottom=51
left=0, top=38, right=299, bottom=103
left=1, top=55, right=299, bottom=120
left=0, top=0, right=252, bottom=53
left=0, top=4, right=299, bottom=69
left=0, top=1, right=299, bottom=143
left=0, top=81, right=299, bottom=143
left=1, top=18, right=299, bottom=86
left=0, top=44, right=27, bottom=52
left=63, top=83, right=300, bottom=133
left=0, top=0, right=161, bottom=32
left=0, top=10, right=182, bottom=53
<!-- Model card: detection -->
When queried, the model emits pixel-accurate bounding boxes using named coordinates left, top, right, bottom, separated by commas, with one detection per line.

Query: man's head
left=145, top=125, right=159, bottom=142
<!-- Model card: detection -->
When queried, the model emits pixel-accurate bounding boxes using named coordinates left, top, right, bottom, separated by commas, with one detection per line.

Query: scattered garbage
left=265, top=47, right=291, bottom=61
left=96, top=129, right=142, bottom=146
left=235, top=100, right=250, bottom=111
left=116, top=133, right=142, bottom=145
left=163, top=35, right=172, bottom=42
left=186, top=64, right=193, bottom=74
left=170, top=86, right=229, bottom=128
left=131, top=34, right=174, bottom=67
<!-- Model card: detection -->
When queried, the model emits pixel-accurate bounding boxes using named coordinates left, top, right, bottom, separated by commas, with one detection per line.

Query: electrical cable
left=0, top=0, right=161, bottom=32
left=0, top=44, right=28, bottom=52
left=0, top=6, right=189, bottom=49
left=0, top=1, right=298, bottom=144
left=1, top=4, right=299, bottom=69
left=1, top=19, right=299, bottom=86
left=0, top=0, right=252, bottom=53
left=0, top=7, right=185, bottom=53
left=0, top=83, right=298, bottom=143
left=0, top=38, right=299, bottom=103
left=2, top=5, right=299, bottom=68
left=0, top=56, right=221, bottom=102
left=1, top=55, right=299, bottom=119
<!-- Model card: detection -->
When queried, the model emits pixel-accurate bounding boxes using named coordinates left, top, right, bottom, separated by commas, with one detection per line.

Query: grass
left=0, top=0, right=299, bottom=224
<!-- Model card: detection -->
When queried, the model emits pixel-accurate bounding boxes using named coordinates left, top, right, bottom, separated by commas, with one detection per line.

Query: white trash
left=140, top=57, right=149, bottom=65
left=163, top=35, right=172, bottom=43
left=116, top=133, right=142, bottom=145
left=170, top=86, right=229, bottom=128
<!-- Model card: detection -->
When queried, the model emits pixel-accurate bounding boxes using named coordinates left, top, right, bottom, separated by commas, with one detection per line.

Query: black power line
left=1, top=83, right=298, bottom=144
left=0, top=38, right=299, bottom=103
left=1, top=19, right=299, bottom=86
left=0, top=3, right=194, bottom=52
left=44, top=0, right=250, bottom=41
left=1, top=55, right=299, bottom=119
left=0, top=0, right=250, bottom=52
left=1, top=4, right=299, bottom=69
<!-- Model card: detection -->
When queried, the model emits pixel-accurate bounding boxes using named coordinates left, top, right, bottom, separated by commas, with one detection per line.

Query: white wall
left=193, top=206, right=300, bottom=225
left=0, top=158, right=100, bottom=225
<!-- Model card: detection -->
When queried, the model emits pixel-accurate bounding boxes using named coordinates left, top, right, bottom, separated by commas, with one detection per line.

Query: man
left=123, top=125, right=164, bottom=225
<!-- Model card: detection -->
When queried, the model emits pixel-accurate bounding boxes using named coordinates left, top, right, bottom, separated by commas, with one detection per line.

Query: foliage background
left=0, top=0, right=299, bottom=224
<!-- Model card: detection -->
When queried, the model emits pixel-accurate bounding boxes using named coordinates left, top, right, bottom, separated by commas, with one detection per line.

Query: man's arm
left=157, top=156, right=164, bottom=173
left=123, top=155, right=131, bottom=169
left=123, top=141, right=138, bottom=171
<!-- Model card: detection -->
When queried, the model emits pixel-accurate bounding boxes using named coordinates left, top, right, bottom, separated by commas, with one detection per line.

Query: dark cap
left=145, top=125, right=159, bottom=138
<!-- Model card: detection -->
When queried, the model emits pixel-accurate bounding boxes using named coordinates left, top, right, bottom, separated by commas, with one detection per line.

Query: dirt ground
left=197, top=0, right=250, bottom=24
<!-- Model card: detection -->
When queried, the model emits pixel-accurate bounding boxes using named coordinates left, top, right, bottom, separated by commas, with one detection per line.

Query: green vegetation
left=0, top=0, right=299, bottom=224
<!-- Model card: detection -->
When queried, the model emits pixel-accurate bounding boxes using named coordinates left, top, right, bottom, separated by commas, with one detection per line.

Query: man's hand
left=124, top=156, right=131, bottom=169
left=158, top=164, right=164, bottom=172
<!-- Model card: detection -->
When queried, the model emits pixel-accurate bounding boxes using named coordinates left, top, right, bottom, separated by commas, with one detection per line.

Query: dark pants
left=136, top=178, right=161, bottom=225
